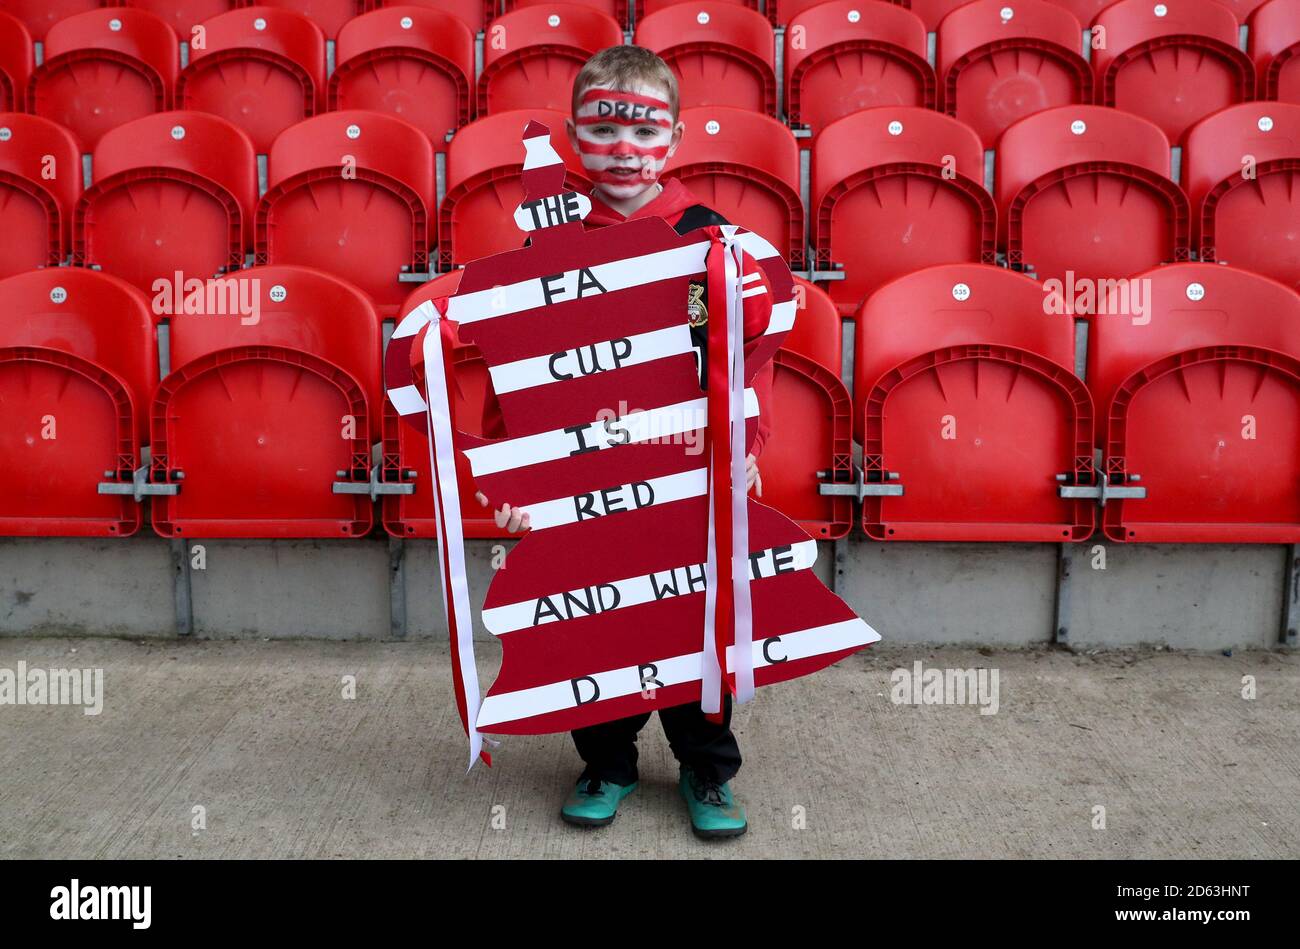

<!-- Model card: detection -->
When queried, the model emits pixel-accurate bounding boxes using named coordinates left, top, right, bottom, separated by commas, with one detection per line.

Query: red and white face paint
left=574, top=84, right=676, bottom=202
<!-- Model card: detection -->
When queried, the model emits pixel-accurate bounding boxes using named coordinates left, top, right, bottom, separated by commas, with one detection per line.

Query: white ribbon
left=419, top=302, right=487, bottom=771
left=725, top=237, right=755, bottom=704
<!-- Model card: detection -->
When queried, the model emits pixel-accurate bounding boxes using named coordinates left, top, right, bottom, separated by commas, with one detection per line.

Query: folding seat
left=634, top=3, right=777, bottom=115
left=1250, top=0, right=1300, bottom=103
left=0, top=113, right=82, bottom=276
left=381, top=270, right=520, bottom=538
left=510, top=0, right=631, bottom=29
left=122, top=1, right=235, bottom=42
left=1184, top=102, right=1300, bottom=289
left=997, top=105, right=1189, bottom=292
left=27, top=8, right=179, bottom=149
left=1088, top=263, right=1300, bottom=542
left=241, top=0, right=365, bottom=38
left=0, top=1, right=101, bottom=42
left=664, top=106, right=804, bottom=268
left=150, top=264, right=382, bottom=537
left=784, top=0, right=935, bottom=138
left=330, top=5, right=474, bottom=149
left=76, top=111, right=257, bottom=295
left=477, top=4, right=623, bottom=115
left=258, top=111, right=435, bottom=316
left=439, top=109, right=590, bottom=269
left=855, top=263, right=1096, bottom=541
left=0, top=10, right=32, bottom=112
left=1091, top=0, right=1254, bottom=145
left=937, top=0, right=1091, bottom=149
left=0, top=267, right=158, bottom=536
left=177, top=6, right=326, bottom=154
left=811, top=106, right=994, bottom=317
left=759, top=277, right=853, bottom=539
left=371, top=0, right=490, bottom=35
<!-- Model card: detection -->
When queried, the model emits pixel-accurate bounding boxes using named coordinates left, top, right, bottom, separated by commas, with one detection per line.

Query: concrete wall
left=1, top=535, right=1293, bottom=649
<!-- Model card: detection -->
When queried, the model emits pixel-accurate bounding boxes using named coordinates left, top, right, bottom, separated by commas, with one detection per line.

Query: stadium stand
left=783, top=0, right=935, bottom=136
left=1184, top=101, right=1300, bottom=289
left=1251, top=0, right=1300, bottom=103
left=75, top=111, right=258, bottom=293
left=150, top=265, right=382, bottom=537
left=634, top=3, right=778, bottom=115
left=997, top=104, right=1189, bottom=291
left=0, top=10, right=31, bottom=113
left=0, top=112, right=82, bottom=277
left=438, top=108, right=591, bottom=269
left=663, top=105, right=805, bottom=269
left=477, top=4, right=623, bottom=115
left=257, top=109, right=436, bottom=316
left=330, top=4, right=475, bottom=149
left=1091, top=0, right=1254, bottom=145
left=812, top=106, right=994, bottom=317
left=177, top=5, right=327, bottom=155
left=854, top=263, right=1096, bottom=541
left=1088, top=263, right=1300, bottom=542
left=936, top=0, right=1090, bottom=149
left=28, top=7, right=179, bottom=149
left=0, top=267, right=158, bottom=537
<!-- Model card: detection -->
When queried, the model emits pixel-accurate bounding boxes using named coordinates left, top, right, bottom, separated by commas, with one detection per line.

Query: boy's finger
left=755, top=469, right=763, bottom=498
left=475, top=491, right=488, bottom=507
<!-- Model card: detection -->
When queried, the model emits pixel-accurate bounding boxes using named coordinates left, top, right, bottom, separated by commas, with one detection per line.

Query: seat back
left=1250, top=0, right=1300, bottom=103
left=1, top=1, right=100, bottom=42
left=30, top=8, right=179, bottom=148
left=179, top=6, right=327, bottom=154
left=245, top=0, right=363, bottom=37
left=0, top=11, right=33, bottom=112
left=331, top=5, right=475, bottom=149
left=0, top=112, right=82, bottom=273
left=123, top=0, right=234, bottom=39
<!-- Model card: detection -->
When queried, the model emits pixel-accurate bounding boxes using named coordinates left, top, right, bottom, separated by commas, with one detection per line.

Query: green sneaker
left=560, top=776, right=638, bottom=827
left=679, top=768, right=747, bottom=839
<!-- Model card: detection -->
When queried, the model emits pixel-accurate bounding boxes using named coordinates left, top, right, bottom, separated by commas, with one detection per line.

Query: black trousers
left=571, top=694, right=741, bottom=786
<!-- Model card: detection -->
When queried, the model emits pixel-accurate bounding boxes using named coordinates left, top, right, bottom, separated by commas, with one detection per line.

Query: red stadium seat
left=150, top=264, right=382, bottom=537
left=937, top=0, right=1090, bottom=149
left=178, top=6, right=326, bottom=154
left=784, top=1, right=935, bottom=137
left=1089, top=263, right=1300, bottom=542
left=330, top=5, right=475, bottom=148
left=257, top=111, right=436, bottom=317
left=812, top=106, right=994, bottom=317
left=663, top=106, right=804, bottom=269
left=772, top=0, right=909, bottom=27
left=761, top=278, right=853, bottom=539
left=997, top=105, right=1189, bottom=292
left=0, top=113, right=82, bottom=275
left=1184, top=102, right=1300, bottom=288
left=122, top=1, right=234, bottom=40
left=855, top=263, right=1095, bottom=541
left=0, top=267, right=158, bottom=536
left=238, top=0, right=364, bottom=38
left=902, top=0, right=971, bottom=31
left=372, top=0, right=490, bottom=34
left=478, top=4, right=622, bottom=115
left=0, top=11, right=32, bottom=112
left=1044, top=0, right=1117, bottom=22
left=76, top=111, right=257, bottom=294
left=439, top=109, right=591, bottom=268
left=382, top=270, right=518, bottom=538
left=0, top=1, right=100, bottom=42
left=1091, top=0, right=1254, bottom=145
left=1250, top=0, right=1300, bottom=103
left=511, top=0, right=630, bottom=29
left=28, top=8, right=179, bottom=149
left=635, top=3, right=778, bottom=115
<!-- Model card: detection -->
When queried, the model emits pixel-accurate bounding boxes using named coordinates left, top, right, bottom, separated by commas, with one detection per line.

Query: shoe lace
left=581, top=777, right=603, bottom=796
left=692, top=773, right=725, bottom=807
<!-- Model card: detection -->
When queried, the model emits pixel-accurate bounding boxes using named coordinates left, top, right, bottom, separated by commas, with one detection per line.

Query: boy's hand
left=745, top=454, right=762, bottom=497
left=476, top=491, right=530, bottom=533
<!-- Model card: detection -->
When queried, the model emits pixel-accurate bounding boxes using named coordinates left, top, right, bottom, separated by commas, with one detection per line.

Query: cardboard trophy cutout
left=387, top=121, right=880, bottom=767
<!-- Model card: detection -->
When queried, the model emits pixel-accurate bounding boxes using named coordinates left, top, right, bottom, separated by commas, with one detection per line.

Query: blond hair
left=571, top=45, right=679, bottom=120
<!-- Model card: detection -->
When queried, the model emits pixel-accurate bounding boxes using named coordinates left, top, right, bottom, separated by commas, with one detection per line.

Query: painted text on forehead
left=577, top=87, right=673, bottom=128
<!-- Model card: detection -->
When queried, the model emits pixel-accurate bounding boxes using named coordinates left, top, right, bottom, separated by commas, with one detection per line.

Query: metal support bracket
left=818, top=466, right=904, bottom=500
left=98, top=464, right=180, bottom=502
left=1057, top=473, right=1146, bottom=508
left=333, top=464, right=416, bottom=502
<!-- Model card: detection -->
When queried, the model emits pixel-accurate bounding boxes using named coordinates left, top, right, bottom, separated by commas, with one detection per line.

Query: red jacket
left=479, top=178, right=776, bottom=458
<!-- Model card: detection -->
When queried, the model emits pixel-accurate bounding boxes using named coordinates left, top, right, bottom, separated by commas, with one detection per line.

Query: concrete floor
left=0, top=637, right=1296, bottom=859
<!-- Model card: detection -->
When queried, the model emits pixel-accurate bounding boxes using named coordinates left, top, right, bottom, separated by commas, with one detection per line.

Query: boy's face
left=567, top=82, right=685, bottom=202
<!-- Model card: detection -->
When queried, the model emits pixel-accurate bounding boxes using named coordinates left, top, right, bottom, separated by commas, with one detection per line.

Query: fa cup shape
left=387, top=121, right=879, bottom=758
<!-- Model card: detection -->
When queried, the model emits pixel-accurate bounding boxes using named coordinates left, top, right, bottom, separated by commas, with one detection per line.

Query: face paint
left=574, top=85, right=676, bottom=201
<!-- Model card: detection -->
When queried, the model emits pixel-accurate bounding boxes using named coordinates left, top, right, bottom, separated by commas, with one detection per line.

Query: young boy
left=477, top=45, right=775, bottom=839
